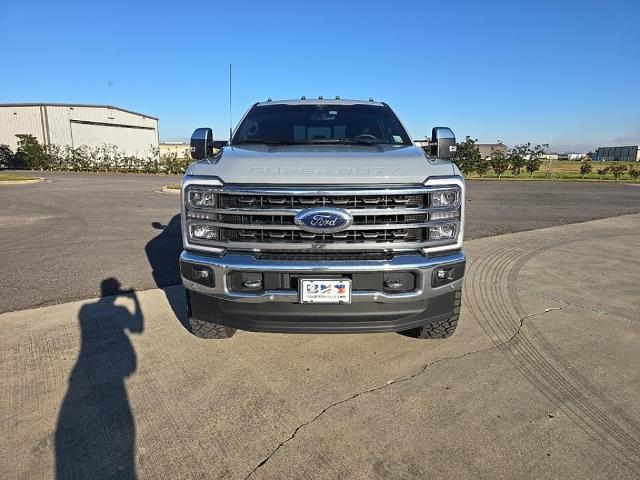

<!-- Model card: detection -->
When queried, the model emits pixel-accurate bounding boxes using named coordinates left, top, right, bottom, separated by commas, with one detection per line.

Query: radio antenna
left=228, top=63, right=232, bottom=143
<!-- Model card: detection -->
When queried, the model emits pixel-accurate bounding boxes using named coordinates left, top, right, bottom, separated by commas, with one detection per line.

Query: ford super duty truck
left=180, top=98, right=465, bottom=339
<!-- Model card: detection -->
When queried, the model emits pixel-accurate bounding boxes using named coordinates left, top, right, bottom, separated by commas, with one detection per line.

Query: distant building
left=567, top=153, right=586, bottom=161
left=476, top=143, right=507, bottom=158
left=0, top=103, right=158, bottom=157
left=414, top=140, right=508, bottom=158
left=593, top=146, right=639, bottom=162
left=160, top=142, right=190, bottom=159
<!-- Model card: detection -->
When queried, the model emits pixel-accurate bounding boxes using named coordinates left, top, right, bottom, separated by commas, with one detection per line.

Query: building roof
left=0, top=103, right=158, bottom=120
left=255, top=98, right=385, bottom=107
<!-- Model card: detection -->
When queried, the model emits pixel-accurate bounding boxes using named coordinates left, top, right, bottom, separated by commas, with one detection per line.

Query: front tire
left=401, top=289, right=461, bottom=339
left=189, top=317, right=237, bottom=339
left=186, top=290, right=236, bottom=339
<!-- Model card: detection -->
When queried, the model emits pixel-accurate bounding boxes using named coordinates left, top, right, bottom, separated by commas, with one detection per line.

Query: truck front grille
left=184, top=185, right=461, bottom=252
left=220, top=227, right=423, bottom=243
left=219, top=193, right=426, bottom=209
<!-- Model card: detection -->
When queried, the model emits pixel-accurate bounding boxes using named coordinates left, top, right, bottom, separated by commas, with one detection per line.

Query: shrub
left=596, top=166, right=609, bottom=179
left=0, top=144, right=13, bottom=169
left=476, top=156, right=490, bottom=177
left=508, top=143, right=529, bottom=176
left=629, top=165, right=639, bottom=181
left=489, top=142, right=509, bottom=178
left=608, top=163, right=628, bottom=181
left=525, top=144, right=547, bottom=176
left=453, top=136, right=481, bottom=176
left=580, top=160, right=592, bottom=179
left=15, top=134, right=48, bottom=170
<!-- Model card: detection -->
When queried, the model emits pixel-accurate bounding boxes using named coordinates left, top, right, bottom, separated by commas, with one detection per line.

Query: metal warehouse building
left=0, top=103, right=159, bottom=157
left=593, top=145, right=640, bottom=162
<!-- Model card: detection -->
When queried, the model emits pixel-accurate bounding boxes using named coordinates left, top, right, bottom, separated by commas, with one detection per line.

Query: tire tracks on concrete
left=465, top=229, right=640, bottom=479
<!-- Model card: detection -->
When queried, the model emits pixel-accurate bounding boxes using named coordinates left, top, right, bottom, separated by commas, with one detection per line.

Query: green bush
left=15, top=134, right=48, bottom=170
left=10, top=135, right=169, bottom=174
left=580, top=160, right=592, bottom=179
left=0, top=144, right=14, bottom=168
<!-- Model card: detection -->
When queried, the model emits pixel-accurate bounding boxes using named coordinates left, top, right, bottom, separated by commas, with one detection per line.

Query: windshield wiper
left=234, top=138, right=301, bottom=145
left=307, top=138, right=392, bottom=145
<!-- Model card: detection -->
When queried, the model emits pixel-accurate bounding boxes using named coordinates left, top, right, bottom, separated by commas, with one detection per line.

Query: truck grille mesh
left=219, top=193, right=426, bottom=209
left=220, top=227, right=423, bottom=243
left=185, top=186, right=461, bottom=250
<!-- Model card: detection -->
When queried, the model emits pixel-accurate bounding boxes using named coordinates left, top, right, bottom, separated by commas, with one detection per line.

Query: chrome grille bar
left=184, top=184, right=461, bottom=251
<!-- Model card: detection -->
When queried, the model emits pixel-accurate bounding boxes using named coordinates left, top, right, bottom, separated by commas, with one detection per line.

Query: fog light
left=429, top=224, right=455, bottom=240
left=181, top=263, right=215, bottom=287
left=190, top=224, right=217, bottom=240
left=432, top=261, right=466, bottom=287
left=436, top=269, right=448, bottom=279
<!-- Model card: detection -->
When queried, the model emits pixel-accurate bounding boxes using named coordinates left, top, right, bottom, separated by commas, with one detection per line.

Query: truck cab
left=180, top=98, right=465, bottom=339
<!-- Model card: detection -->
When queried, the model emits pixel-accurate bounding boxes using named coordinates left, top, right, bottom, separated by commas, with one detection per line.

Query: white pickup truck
left=180, top=98, right=465, bottom=339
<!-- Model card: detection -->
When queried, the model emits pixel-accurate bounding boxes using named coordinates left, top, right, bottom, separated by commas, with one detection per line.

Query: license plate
left=299, top=279, right=352, bottom=304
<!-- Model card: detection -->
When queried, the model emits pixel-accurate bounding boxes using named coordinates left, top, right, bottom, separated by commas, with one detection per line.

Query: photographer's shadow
left=55, top=278, right=143, bottom=480
left=145, top=215, right=189, bottom=330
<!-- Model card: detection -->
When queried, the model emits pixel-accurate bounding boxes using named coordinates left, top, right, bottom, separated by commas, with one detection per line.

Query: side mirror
left=430, top=127, right=456, bottom=160
left=190, top=128, right=214, bottom=160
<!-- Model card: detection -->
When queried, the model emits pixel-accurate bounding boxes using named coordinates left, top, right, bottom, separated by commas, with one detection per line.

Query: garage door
left=70, top=121, right=157, bottom=157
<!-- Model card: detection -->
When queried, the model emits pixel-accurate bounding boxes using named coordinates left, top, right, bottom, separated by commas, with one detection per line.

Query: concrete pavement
left=1, top=214, right=639, bottom=479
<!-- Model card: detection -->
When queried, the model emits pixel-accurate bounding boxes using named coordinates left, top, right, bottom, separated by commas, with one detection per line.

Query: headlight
left=189, top=224, right=218, bottom=240
left=429, top=224, right=456, bottom=240
left=421, top=177, right=464, bottom=254
left=187, top=187, right=216, bottom=208
left=431, top=190, right=458, bottom=207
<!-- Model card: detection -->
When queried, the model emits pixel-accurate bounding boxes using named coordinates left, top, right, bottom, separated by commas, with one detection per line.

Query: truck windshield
left=232, top=103, right=412, bottom=146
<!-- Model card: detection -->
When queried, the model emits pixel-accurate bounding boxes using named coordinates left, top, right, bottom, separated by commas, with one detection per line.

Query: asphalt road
left=2, top=215, right=639, bottom=479
left=1, top=171, right=639, bottom=313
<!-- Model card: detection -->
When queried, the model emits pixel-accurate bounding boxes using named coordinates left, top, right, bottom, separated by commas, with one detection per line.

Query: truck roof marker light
left=301, top=96, right=306, bottom=100
left=318, top=96, right=323, bottom=99
left=335, top=96, right=340, bottom=100
left=267, top=97, right=272, bottom=102
left=369, top=98, right=374, bottom=102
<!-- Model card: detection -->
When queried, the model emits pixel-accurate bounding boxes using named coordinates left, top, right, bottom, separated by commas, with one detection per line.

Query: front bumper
left=181, top=250, right=465, bottom=333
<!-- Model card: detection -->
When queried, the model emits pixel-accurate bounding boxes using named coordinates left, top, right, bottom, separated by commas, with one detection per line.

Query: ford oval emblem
left=294, top=207, right=353, bottom=234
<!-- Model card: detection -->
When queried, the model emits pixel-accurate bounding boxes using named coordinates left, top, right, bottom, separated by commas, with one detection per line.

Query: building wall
left=0, top=105, right=46, bottom=149
left=477, top=144, right=508, bottom=158
left=160, top=143, right=190, bottom=158
left=0, top=104, right=159, bottom=157
left=593, top=146, right=640, bottom=162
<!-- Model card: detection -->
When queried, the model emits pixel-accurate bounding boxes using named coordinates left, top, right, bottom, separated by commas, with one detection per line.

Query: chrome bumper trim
left=180, top=250, right=465, bottom=303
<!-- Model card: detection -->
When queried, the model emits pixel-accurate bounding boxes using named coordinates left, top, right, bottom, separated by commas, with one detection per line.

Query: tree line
left=453, top=137, right=550, bottom=177
left=451, top=137, right=639, bottom=181
left=0, top=134, right=192, bottom=174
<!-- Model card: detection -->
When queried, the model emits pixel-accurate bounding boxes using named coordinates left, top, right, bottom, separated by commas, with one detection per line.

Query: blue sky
left=1, top=0, right=639, bottom=152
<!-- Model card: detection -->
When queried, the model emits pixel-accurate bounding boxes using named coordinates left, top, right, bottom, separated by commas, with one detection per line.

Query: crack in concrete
left=242, top=302, right=569, bottom=480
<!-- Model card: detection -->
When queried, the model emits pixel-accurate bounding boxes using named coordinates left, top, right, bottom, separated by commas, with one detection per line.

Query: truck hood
left=186, top=144, right=456, bottom=185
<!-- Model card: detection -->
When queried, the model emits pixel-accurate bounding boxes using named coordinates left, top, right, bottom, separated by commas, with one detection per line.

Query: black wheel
left=186, top=290, right=236, bottom=339
left=401, top=289, right=462, bottom=339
